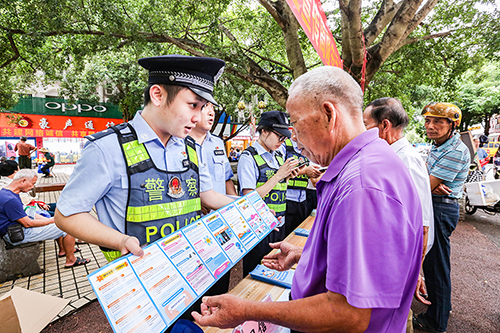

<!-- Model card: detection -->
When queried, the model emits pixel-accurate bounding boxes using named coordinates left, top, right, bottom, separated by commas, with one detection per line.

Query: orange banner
left=0, top=113, right=123, bottom=138
left=286, top=0, right=342, bottom=68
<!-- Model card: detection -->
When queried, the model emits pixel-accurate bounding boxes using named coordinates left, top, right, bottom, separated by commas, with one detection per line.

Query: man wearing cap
left=237, top=110, right=299, bottom=275
left=14, top=136, right=36, bottom=169
left=413, top=103, right=470, bottom=333
left=55, top=55, right=234, bottom=261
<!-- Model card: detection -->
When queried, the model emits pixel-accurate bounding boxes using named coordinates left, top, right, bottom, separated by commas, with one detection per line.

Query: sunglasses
left=273, top=131, right=287, bottom=142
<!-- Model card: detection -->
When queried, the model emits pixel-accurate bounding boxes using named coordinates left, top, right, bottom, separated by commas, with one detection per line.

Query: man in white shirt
left=363, top=97, right=434, bottom=311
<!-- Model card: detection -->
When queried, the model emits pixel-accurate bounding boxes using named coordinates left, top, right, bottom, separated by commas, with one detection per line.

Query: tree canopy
left=0, top=0, right=498, bottom=123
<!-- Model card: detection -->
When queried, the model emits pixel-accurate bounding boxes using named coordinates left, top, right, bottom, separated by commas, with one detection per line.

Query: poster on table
left=88, top=191, right=280, bottom=333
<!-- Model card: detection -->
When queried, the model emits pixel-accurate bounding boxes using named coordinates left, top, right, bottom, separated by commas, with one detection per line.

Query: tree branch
left=258, top=0, right=285, bottom=29
left=0, top=35, right=20, bottom=68
left=364, top=0, right=403, bottom=47
left=397, top=31, right=454, bottom=48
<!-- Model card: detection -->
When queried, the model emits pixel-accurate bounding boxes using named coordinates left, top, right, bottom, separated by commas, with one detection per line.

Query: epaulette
left=85, top=123, right=128, bottom=141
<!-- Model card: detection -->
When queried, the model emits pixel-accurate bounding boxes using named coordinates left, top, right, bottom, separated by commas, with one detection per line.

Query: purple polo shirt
left=291, top=129, right=422, bottom=333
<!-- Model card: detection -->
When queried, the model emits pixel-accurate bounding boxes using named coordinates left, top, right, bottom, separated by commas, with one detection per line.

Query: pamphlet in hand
left=249, top=264, right=294, bottom=289
left=87, top=191, right=279, bottom=333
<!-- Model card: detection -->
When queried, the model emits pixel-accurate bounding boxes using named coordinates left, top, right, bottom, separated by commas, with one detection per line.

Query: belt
left=432, top=196, right=458, bottom=204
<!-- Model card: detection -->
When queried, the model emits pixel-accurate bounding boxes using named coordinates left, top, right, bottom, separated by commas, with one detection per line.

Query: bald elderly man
left=192, top=67, right=423, bottom=333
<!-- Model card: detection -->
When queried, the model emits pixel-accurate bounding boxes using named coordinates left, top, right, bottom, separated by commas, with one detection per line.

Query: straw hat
left=39, top=147, right=50, bottom=153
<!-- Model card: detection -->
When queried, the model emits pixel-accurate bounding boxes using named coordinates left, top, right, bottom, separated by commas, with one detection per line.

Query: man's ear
left=149, top=84, right=164, bottom=107
left=381, top=119, right=391, bottom=132
left=323, top=101, right=336, bottom=132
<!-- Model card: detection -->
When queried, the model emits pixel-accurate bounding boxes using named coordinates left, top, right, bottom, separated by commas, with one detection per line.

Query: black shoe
left=413, top=314, right=446, bottom=333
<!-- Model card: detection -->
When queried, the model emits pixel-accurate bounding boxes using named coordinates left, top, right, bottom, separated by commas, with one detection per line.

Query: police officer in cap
left=237, top=110, right=299, bottom=275
left=55, top=55, right=234, bottom=260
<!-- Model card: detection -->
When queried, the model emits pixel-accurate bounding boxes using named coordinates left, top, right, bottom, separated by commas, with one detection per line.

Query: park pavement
left=40, top=200, right=500, bottom=332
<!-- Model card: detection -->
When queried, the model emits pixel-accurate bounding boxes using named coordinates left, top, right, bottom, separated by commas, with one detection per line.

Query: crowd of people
left=0, top=54, right=475, bottom=333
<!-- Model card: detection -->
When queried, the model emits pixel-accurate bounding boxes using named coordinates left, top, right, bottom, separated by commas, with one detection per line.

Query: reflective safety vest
left=284, top=139, right=309, bottom=190
left=243, top=146, right=287, bottom=218
left=87, top=123, right=201, bottom=261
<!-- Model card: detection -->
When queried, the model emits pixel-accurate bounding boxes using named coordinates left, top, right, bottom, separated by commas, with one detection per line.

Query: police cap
left=138, top=55, right=225, bottom=106
left=259, top=111, right=291, bottom=138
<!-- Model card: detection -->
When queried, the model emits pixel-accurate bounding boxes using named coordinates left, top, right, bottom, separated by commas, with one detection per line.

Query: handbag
left=7, top=223, right=24, bottom=243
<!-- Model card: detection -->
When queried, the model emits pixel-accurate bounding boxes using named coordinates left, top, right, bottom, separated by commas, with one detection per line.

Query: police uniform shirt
left=57, top=111, right=213, bottom=234
left=281, top=140, right=306, bottom=203
left=196, top=131, right=234, bottom=195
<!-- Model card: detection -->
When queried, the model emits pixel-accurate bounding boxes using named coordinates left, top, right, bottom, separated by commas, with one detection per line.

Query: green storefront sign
left=10, top=96, right=123, bottom=119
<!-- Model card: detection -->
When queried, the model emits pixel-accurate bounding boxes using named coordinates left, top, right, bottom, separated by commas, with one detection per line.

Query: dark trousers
left=422, top=201, right=459, bottom=332
left=41, top=164, right=51, bottom=176
left=18, top=155, right=31, bottom=169
left=285, top=200, right=308, bottom=237
left=305, top=189, right=317, bottom=216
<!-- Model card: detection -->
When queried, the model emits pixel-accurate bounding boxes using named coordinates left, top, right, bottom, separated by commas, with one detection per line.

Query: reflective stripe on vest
left=102, top=250, right=122, bottom=262
left=244, top=146, right=287, bottom=216
left=127, top=197, right=201, bottom=222
left=284, top=139, right=309, bottom=190
left=123, top=140, right=149, bottom=166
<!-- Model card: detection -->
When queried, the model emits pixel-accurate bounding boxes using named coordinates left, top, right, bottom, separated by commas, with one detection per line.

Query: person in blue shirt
left=190, top=102, right=237, bottom=296
left=55, top=55, right=234, bottom=261
left=237, top=110, right=299, bottom=275
left=191, top=102, right=237, bottom=199
left=414, top=102, right=470, bottom=333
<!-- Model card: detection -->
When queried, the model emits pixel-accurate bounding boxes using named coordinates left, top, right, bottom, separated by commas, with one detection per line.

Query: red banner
left=0, top=113, right=123, bottom=138
left=286, top=0, right=342, bottom=68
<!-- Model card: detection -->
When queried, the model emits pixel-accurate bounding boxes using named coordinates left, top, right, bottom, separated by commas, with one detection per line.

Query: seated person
left=0, top=160, right=56, bottom=216
left=0, top=169, right=90, bottom=268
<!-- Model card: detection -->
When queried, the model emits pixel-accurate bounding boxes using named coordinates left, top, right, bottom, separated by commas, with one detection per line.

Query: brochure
left=293, top=228, right=310, bottom=237
left=249, top=265, right=294, bottom=289
left=88, top=191, right=279, bottom=333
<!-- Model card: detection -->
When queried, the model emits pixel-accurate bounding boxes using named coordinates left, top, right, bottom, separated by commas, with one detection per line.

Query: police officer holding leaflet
left=55, top=55, right=234, bottom=261
left=237, top=111, right=299, bottom=276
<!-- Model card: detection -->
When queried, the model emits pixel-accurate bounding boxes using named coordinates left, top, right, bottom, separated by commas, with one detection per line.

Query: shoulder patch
left=85, top=123, right=127, bottom=141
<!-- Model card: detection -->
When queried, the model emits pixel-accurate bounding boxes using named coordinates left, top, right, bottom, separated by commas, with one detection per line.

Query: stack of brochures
left=249, top=264, right=294, bottom=289
left=294, top=228, right=310, bottom=237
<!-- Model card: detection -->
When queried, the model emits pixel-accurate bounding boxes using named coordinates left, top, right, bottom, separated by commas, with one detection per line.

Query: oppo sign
left=44, top=102, right=107, bottom=113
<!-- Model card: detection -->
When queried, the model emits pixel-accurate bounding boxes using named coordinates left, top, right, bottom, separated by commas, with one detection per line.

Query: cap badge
left=169, top=75, right=175, bottom=81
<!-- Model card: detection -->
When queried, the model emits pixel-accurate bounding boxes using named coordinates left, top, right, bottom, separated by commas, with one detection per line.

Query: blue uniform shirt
left=238, top=141, right=282, bottom=195
left=427, top=133, right=470, bottom=199
left=196, top=132, right=234, bottom=195
left=281, top=141, right=306, bottom=203
left=57, top=111, right=213, bottom=234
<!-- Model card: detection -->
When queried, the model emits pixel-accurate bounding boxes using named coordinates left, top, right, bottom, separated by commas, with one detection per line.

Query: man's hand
left=432, top=183, right=451, bottom=196
left=119, top=236, right=143, bottom=257
left=305, top=165, right=321, bottom=178
left=192, top=295, right=248, bottom=329
left=414, top=275, right=431, bottom=305
left=262, top=241, right=302, bottom=271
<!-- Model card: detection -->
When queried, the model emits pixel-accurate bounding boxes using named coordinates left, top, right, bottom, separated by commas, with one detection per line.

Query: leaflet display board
left=88, top=191, right=278, bottom=333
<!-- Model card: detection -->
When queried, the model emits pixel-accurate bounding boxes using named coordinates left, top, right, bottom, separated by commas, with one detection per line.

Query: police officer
left=190, top=102, right=237, bottom=200
left=237, top=110, right=299, bottom=275
left=55, top=55, right=234, bottom=260
left=190, top=102, right=236, bottom=295
left=283, top=137, right=321, bottom=236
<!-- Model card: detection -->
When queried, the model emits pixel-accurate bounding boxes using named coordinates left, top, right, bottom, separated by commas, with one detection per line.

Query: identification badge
left=214, top=149, right=225, bottom=156
left=182, top=159, right=190, bottom=167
